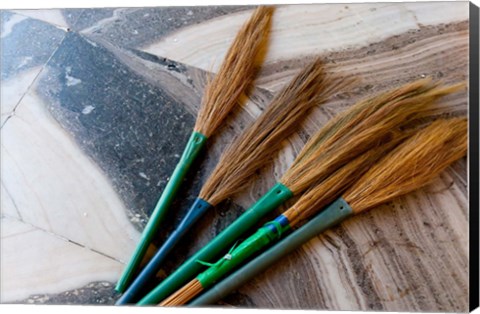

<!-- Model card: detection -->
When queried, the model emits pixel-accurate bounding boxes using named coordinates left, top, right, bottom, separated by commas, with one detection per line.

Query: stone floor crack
left=0, top=114, right=13, bottom=129
left=79, top=8, right=140, bottom=35
left=7, top=10, right=70, bottom=31
left=1, top=213, right=123, bottom=265
left=1, top=179, right=24, bottom=220
left=1, top=28, right=70, bottom=131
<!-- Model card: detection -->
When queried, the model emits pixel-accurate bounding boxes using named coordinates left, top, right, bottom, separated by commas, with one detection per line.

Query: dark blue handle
left=116, top=198, right=212, bottom=305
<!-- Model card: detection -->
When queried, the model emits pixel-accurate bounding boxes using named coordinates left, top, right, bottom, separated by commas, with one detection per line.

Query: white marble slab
left=1, top=88, right=141, bottom=301
left=1, top=216, right=123, bottom=302
left=142, top=3, right=469, bottom=74
left=10, top=9, right=69, bottom=29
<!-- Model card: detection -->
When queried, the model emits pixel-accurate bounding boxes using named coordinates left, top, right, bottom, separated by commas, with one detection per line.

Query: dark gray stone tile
left=61, top=8, right=85, bottom=28
left=36, top=32, right=202, bottom=232
left=1, top=10, right=66, bottom=80
left=15, top=282, right=118, bottom=305
left=71, top=8, right=116, bottom=31
left=77, top=6, right=253, bottom=48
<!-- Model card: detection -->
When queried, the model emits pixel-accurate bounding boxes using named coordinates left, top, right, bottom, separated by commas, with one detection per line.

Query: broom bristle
left=200, top=59, right=352, bottom=205
left=159, top=279, right=203, bottom=306
left=194, top=6, right=275, bottom=137
left=282, top=128, right=414, bottom=226
left=289, top=78, right=434, bottom=165
left=280, top=79, right=463, bottom=195
left=343, top=117, right=467, bottom=213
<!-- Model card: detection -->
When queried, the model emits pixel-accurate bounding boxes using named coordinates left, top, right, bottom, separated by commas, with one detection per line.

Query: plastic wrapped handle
left=189, top=197, right=353, bottom=306
left=137, top=182, right=293, bottom=305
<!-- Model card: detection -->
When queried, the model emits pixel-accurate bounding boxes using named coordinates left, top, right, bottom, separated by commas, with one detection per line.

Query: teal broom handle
left=196, top=215, right=291, bottom=288
left=137, top=182, right=293, bottom=305
left=189, top=197, right=353, bottom=306
left=116, top=131, right=208, bottom=292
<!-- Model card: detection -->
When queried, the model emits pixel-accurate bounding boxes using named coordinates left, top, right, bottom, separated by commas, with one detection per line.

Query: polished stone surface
left=76, top=6, right=252, bottom=48
left=37, top=32, right=198, bottom=230
left=1, top=11, right=66, bottom=125
left=0, top=3, right=470, bottom=310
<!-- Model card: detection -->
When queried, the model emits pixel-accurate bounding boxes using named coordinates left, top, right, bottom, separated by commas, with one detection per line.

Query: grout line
left=6, top=9, right=70, bottom=31
left=69, top=8, right=86, bottom=31
left=0, top=180, right=23, bottom=220
left=0, top=29, right=69, bottom=130
left=2, top=212, right=124, bottom=265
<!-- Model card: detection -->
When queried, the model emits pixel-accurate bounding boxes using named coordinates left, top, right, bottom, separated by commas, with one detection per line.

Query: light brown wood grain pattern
left=174, top=12, right=468, bottom=312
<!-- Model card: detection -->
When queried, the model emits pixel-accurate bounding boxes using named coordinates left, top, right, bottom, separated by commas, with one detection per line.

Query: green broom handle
left=116, top=131, right=208, bottom=292
left=195, top=215, right=290, bottom=288
left=137, top=182, right=293, bottom=305
left=189, top=197, right=353, bottom=306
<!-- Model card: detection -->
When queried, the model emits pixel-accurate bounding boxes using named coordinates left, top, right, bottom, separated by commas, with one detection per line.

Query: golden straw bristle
left=288, top=77, right=446, bottom=165
left=194, top=6, right=275, bottom=137
left=343, top=117, right=467, bottom=214
left=200, top=58, right=351, bottom=205
left=283, top=128, right=414, bottom=225
left=280, top=79, right=463, bottom=195
left=159, top=279, right=203, bottom=306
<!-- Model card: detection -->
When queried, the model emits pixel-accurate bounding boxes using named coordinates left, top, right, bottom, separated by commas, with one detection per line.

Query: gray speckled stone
left=0, top=11, right=66, bottom=80
left=71, top=8, right=116, bottom=31
left=15, top=282, right=118, bottom=305
left=77, top=6, right=253, bottom=48
left=57, top=9, right=85, bottom=28
left=36, top=32, right=200, bottom=232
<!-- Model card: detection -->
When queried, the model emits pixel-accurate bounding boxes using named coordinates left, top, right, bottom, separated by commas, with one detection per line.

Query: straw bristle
left=289, top=78, right=434, bottom=165
left=280, top=79, right=462, bottom=195
left=282, top=128, right=414, bottom=226
left=194, top=6, right=274, bottom=137
left=343, top=117, right=467, bottom=214
left=200, top=59, right=351, bottom=205
left=159, top=279, right=203, bottom=306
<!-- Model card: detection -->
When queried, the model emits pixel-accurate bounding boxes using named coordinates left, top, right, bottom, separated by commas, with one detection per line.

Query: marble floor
left=0, top=3, right=470, bottom=310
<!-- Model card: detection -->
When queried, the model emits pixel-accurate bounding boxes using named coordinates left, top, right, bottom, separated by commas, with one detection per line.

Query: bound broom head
left=161, top=119, right=467, bottom=308
left=194, top=6, right=275, bottom=138
left=343, top=117, right=467, bottom=214
left=159, top=278, right=203, bottom=306
left=161, top=118, right=467, bottom=307
left=199, top=58, right=352, bottom=205
left=280, top=78, right=465, bottom=195
left=282, top=127, right=415, bottom=226
left=289, top=77, right=436, bottom=164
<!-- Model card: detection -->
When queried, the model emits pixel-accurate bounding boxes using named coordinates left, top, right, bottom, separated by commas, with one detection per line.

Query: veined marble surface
left=0, top=3, right=469, bottom=311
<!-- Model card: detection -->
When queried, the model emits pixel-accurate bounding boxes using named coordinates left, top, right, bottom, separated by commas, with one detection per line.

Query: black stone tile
left=77, top=6, right=254, bottom=48
left=1, top=10, right=66, bottom=80
left=14, top=281, right=118, bottom=305
left=61, top=9, right=85, bottom=28
left=71, top=8, right=116, bottom=31
left=35, top=32, right=215, bottom=235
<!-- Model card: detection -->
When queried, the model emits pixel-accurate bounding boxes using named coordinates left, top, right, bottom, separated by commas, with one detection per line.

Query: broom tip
left=343, top=117, right=467, bottom=214
left=160, top=279, right=203, bottom=306
left=199, top=56, right=353, bottom=205
left=194, top=4, right=275, bottom=137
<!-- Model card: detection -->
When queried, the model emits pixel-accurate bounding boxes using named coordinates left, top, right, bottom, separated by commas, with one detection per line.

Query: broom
left=137, top=79, right=463, bottom=305
left=115, top=6, right=275, bottom=293
left=162, top=117, right=467, bottom=306
left=116, top=58, right=348, bottom=304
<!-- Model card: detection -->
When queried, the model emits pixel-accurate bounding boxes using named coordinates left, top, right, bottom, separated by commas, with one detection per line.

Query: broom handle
left=189, top=197, right=353, bottom=306
left=137, top=182, right=293, bottom=305
left=116, top=198, right=212, bottom=304
left=116, top=131, right=208, bottom=293
left=195, top=215, right=291, bottom=289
